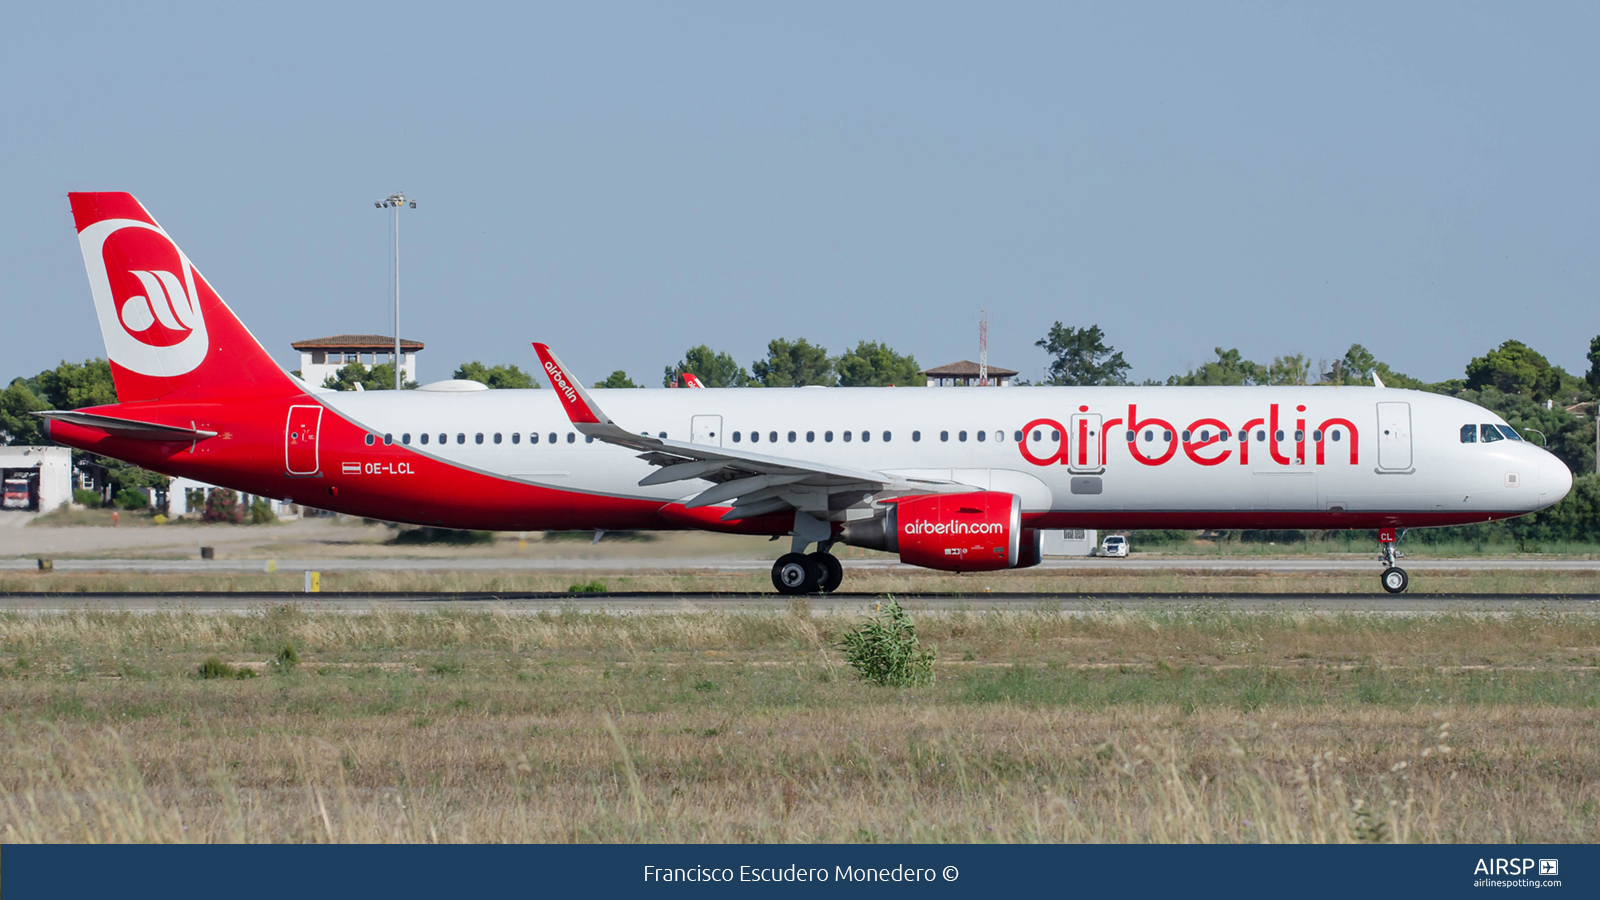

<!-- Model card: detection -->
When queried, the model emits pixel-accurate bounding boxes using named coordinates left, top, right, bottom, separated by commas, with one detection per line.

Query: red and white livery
left=42, top=193, right=1573, bottom=594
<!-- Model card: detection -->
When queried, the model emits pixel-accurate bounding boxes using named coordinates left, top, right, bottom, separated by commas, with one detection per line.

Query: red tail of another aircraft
left=69, top=192, right=300, bottom=403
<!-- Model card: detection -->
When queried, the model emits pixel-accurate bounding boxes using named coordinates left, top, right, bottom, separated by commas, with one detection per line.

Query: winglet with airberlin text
left=532, top=342, right=610, bottom=427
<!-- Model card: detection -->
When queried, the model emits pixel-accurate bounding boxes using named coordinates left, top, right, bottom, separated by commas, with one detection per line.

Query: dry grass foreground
left=0, top=603, right=1596, bottom=843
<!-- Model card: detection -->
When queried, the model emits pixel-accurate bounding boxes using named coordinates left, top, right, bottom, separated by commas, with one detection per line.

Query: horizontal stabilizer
left=33, top=410, right=218, bottom=442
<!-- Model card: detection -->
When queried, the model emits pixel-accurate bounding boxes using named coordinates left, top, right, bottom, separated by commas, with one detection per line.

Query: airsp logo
left=78, top=218, right=209, bottom=376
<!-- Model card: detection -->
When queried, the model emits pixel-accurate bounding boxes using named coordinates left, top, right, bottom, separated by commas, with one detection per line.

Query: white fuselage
left=319, top=384, right=1572, bottom=531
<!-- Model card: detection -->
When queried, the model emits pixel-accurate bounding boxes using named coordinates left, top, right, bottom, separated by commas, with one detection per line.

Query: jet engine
left=839, top=491, right=1041, bottom=572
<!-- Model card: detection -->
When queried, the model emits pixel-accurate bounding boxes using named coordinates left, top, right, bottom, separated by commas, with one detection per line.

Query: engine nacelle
left=840, top=491, right=1023, bottom=572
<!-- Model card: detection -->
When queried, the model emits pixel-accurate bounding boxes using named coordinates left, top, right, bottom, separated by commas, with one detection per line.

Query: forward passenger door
left=1376, top=402, right=1413, bottom=471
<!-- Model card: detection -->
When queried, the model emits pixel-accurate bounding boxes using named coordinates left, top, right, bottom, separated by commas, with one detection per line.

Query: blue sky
left=3, top=2, right=1596, bottom=386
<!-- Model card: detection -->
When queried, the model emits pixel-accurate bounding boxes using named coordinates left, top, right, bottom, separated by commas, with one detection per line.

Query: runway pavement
left=3, top=555, right=1599, bottom=573
left=1, top=590, right=1595, bottom=615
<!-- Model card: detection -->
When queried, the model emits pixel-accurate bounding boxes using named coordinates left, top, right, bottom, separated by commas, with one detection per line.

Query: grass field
left=0, top=602, right=1596, bottom=843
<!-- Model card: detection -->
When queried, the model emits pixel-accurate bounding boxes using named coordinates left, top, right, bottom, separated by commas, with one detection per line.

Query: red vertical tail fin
left=69, top=192, right=301, bottom=403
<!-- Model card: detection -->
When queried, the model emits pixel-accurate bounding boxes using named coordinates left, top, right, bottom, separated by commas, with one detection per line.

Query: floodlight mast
left=375, top=192, right=417, bottom=390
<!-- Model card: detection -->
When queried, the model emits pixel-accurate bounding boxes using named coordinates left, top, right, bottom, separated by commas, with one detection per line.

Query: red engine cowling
left=857, top=491, right=1022, bottom=572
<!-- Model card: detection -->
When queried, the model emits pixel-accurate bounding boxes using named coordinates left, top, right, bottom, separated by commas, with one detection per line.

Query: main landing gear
left=1377, top=527, right=1408, bottom=594
left=771, top=546, right=844, bottom=595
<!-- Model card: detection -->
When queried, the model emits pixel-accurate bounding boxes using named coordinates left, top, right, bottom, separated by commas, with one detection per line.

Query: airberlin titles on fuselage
left=1019, top=403, right=1359, bottom=469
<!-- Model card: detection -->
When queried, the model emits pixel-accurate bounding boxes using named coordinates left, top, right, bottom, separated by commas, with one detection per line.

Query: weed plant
left=838, top=597, right=936, bottom=686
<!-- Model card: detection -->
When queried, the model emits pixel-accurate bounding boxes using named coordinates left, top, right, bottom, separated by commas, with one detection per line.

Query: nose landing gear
left=1378, top=527, right=1408, bottom=594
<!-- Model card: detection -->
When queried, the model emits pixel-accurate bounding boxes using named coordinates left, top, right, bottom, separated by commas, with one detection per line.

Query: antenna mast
left=978, top=309, right=989, bottom=387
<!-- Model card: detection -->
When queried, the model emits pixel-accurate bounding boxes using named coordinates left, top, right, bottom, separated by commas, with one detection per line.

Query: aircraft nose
left=1537, top=450, right=1573, bottom=507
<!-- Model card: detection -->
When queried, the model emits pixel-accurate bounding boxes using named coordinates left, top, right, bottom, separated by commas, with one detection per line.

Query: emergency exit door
left=691, top=415, right=722, bottom=446
left=285, top=405, right=323, bottom=475
left=1376, top=402, right=1412, bottom=471
left=1070, top=413, right=1103, bottom=472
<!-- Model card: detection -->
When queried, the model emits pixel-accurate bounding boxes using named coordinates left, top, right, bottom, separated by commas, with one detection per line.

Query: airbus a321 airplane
left=40, top=193, right=1573, bottom=594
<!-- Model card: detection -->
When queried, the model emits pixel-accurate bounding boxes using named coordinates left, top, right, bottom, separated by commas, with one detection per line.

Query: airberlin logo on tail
left=78, top=219, right=209, bottom=377
left=121, top=270, right=199, bottom=337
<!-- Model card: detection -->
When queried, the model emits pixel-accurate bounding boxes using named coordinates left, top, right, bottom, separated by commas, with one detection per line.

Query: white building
left=0, top=446, right=73, bottom=512
left=168, top=476, right=298, bottom=519
left=293, top=334, right=423, bottom=388
left=1041, top=528, right=1098, bottom=557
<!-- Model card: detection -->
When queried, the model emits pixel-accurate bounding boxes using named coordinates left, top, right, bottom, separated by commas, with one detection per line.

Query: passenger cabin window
left=420, top=433, right=429, bottom=445
left=940, top=431, right=949, bottom=442
left=383, top=433, right=393, bottom=445
left=958, top=431, right=968, bottom=442
left=882, top=431, right=891, bottom=442
left=475, top=433, right=484, bottom=444
left=529, top=433, right=539, bottom=444
left=750, top=431, right=759, bottom=443
left=439, top=434, right=447, bottom=445
left=494, top=433, right=503, bottom=444
left=567, top=432, right=576, bottom=443
left=825, top=431, right=834, bottom=442
left=788, top=431, right=796, bottom=442
left=548, top=433, right=557, bottom=444
left=402, top=433, right=411, bottom=445
left=806, top=431, right=815, bottom=442
left=843, top=431, right=852, bottom=442
left=861, top=431, right=870, bottom=442
left=912, top=431, right=921, bottom=442
left=733, top=432, right=741, bottom=443
left=1480, top=424, right=1504, bottom=443
left=976, top=430, right=986, bottom=442
left=457, top=434, right=466, bottom=444
left=364, top=434, right=375, bottom=446
left=770, top=431, right=778, bottom=443
left=511, top=433, right=520, bottom=444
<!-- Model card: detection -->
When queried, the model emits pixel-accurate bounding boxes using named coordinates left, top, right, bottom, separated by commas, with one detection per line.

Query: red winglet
left=681, top=373, right=705, bottom=388
left=532, top=342, right=603, bottom=425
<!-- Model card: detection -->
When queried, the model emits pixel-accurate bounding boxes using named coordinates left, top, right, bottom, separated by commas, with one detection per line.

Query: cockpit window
left=1460, top=424, right=1477, bottom=443
left=1497, top=425, right=1523, bottom=442
left=1480, top=424, right=1504, bottom=443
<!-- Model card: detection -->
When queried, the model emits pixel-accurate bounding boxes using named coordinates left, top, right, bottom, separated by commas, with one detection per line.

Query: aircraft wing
left=533, top=343, right=955, bottom=520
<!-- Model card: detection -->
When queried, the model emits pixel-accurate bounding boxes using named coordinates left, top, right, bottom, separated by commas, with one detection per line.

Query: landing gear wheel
left=808, top=552, right=843, bottom=593
left=772, top=553, right=819, bottom=595
left=1381, top=567, right=1409, bottom=594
